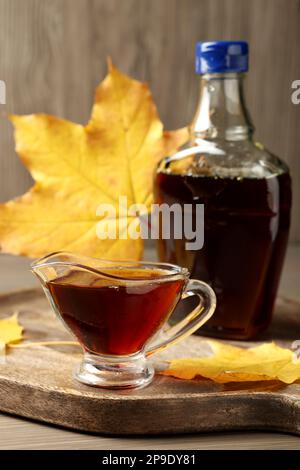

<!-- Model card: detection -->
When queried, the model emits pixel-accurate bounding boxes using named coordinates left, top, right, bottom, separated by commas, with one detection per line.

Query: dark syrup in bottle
left=155, top=171, right=291, bottom=339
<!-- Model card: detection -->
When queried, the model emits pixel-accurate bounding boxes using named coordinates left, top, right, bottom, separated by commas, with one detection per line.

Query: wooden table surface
left=0, top=245, right=299, bottom=450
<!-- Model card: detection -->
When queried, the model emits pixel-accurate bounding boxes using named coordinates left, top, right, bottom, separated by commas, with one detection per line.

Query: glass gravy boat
left=32, top=252, right=216, bottom=389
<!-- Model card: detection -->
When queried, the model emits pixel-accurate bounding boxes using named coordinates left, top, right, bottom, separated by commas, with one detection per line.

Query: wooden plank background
left=0, top=0, right=299, bottom=241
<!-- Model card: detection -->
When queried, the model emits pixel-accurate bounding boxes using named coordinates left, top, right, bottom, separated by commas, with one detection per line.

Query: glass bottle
left=154, top=41, right=292, bottom=340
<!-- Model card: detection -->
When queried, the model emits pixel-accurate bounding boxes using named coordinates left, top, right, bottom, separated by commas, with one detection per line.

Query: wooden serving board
left=0, top=288, right=299, bottom=435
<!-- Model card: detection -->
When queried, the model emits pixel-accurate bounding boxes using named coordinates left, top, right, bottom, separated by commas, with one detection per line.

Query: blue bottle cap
left=195, top=41, right=248, bottom=74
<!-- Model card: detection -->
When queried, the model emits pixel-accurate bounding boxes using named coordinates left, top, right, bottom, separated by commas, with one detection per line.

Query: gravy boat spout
left=30, top=251, right=116, bottom=286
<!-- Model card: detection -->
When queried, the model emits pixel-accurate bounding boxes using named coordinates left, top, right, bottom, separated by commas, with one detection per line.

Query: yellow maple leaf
left=0, top=313, right=23, bottom=354
left=161, top=341, right=300, bottom=384
left=0, top=62, right=187, bottom=259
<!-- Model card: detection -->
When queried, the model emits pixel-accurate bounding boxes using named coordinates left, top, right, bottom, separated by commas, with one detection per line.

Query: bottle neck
left=191, top=73, right=254, bottom=143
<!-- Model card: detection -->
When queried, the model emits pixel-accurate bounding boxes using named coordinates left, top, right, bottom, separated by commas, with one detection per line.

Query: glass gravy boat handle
left=146, top=279, right=216, bottom=356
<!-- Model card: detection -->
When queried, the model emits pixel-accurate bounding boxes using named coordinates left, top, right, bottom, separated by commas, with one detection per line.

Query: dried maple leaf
left=0, top=62, right=187, bottom=259
left=0, top=313, right=23, bottom=355
left=161, top=341, right=300, bottom=384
